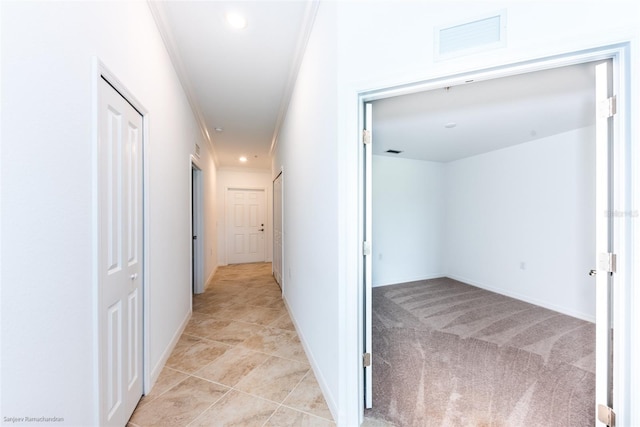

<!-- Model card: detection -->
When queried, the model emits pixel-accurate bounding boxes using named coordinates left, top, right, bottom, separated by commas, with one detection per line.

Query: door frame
left=273, top=169, right=284, bottom=294
left=191, top=156, right=204, bottom=294
left=356, top=43, right=633, bottom=425
left=92, top=57, right=150, bottom=424
left=224, top=186, right=268, bottom=265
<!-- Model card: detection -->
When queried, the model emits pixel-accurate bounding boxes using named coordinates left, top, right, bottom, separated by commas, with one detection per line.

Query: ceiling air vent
left=386, top=149, right=403, bottom=154
left=436, top=11, right=506, bottom=60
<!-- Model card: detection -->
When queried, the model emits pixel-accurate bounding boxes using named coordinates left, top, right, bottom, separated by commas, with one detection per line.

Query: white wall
left=275, top=1, right=638, bottom=425
left=272, top=2, right=341, bottom=422
left=444, top=127, right=596, bottom=320
left=372, top=156, right=445, bottom=286
left=216, top=168, right=272, bottom=266
left=201, top=151, right=219, bottom=286
left=1, top=1, right=217, bottom=424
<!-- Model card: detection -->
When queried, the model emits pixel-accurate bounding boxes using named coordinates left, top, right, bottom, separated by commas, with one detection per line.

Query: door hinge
left=363, top=129, right=372, bottom=145
left=597, top=404, right=615, bottom=426
left=363, top=241, right=371, bottom=256
left=363, top=352, right=371, bottom=367
left=598, top=252, right=617, bottom=274
left=598, top=96, right=617, bottom=119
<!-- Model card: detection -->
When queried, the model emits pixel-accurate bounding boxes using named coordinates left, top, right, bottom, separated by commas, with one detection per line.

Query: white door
left=363, top=103, right=373, bottom=409
left=227, top=189, right=266, bottom=264
left=594, top=60, right=615, bottom=426
left=273, top=173, right=283, bottom=288
left=98, top=77, right=143, bottom=426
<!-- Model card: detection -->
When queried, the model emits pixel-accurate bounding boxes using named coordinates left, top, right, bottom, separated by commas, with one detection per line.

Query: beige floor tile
left=183, top=312, right=232, bottom=338
left=189, top=390, right=278, bottom=427
left=244, top=293, right=286, bottom=309
left=273, top=332, right=309, bottom=363
left=194, top=346, right=266, bottom=387
left=203, top=319, right=266, bottom=345
left=194, top=297, right=236, bottom=315
left=240, top=326, right=301, bottom=357
left=235, top=355, right=309, bottom=403
left=136, top=366, right=189, bottom=408
left=166, top=335, right=231, bottom=373
left=226, top=304, right=285, bottom=326
left=283, top=371, right=333, bottom=420
left=269, top=313, right=296, bottom=331
left=264, top=406, right=336, bottom=427
left=129, top=376, right=229, bottom=427
left=130, top=262, right=335, bottom=426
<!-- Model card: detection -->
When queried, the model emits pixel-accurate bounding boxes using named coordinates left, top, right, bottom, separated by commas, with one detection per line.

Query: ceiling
left=372, top=62, right=597, bottom=163
left=149, top=3, right=596, bottom=169
left=149, top=1, right=317, bottom=170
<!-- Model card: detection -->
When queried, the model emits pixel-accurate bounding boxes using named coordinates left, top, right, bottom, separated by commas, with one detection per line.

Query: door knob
left=130, top=273, right=138, bottom=280
left=589, top=269, right=597, bottom=277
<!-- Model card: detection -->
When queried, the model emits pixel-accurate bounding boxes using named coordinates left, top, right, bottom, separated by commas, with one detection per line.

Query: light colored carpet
left=368, top=277, right=595, bottom=427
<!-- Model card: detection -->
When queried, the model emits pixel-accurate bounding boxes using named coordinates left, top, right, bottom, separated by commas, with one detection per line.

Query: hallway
left=128, top=263, right=335, bottom=426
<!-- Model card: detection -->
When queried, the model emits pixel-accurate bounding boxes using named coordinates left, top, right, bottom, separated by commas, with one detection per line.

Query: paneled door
left=227, top=189, right=266, bottom=264
left=98, top=77, right=143, bottom=426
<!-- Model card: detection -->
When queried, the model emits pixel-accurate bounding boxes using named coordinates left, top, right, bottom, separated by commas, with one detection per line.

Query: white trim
left=148, top=309, right=191, bottom=390
left=282, top=295, right=338, bottom=422
left=190, top=156, right=204, bottom=295
left=373, top=273, right=447, bottom=289
left=355, top=43, right=634, bottom=426
left=447, top=274, right=595, bottom=323
left=146, top=1, right=218, bottom=166
left=269, top=1, right=321, bottom=157
left=272, top=170, right=285, bottom=294
left=204, top=265, right=218, bottom=292
left=92, top=57, right=150, bottom=424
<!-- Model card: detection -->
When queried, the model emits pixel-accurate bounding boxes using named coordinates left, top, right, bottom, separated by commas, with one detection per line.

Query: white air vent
left=436, top=11, right=506, bottom=59
left=194, top=143, right=201, bottom=158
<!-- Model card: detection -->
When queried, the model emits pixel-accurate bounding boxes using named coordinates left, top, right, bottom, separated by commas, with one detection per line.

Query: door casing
left=191, top=157, right=204, bottom=294
left=356, top=43, right=633, bottom=426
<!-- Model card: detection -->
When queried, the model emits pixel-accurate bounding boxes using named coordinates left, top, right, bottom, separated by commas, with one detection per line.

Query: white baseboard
left=147, top=309, right=192, bottom=394
left=446, top=274, right=595, bottom=323
left=373, top=272, right=446, bottom=288
left=204, top=265, right=218, bottom=291
left=282, top=295, right=339, bottom=424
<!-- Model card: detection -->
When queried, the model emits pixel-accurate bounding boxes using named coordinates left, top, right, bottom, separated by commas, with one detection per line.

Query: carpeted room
left=367, top=63, right=597, bottom=426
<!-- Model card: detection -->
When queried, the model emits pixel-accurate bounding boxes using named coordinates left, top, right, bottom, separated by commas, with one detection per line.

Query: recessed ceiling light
left=444, top=122, right=457, bottom=129
left=239, top=156, right=247, bottom=163
left=226, top=12, right=247, bottom=30
left=214, top=127, right=224, bottom=132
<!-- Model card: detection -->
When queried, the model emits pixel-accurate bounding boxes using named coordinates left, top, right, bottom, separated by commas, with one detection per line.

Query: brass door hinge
left=597, top=404, right=615, bottom=426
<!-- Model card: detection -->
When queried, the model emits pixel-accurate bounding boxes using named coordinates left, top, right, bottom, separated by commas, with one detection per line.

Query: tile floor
left=128, top=262, right=335, bottom=427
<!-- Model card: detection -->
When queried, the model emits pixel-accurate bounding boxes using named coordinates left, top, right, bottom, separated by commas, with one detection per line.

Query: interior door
left=227, top=189, right=266, bottom=264
left=594, top=60, right=615, bottom=426
left=98, top=77, right=143, bottom=425
left=364, top=102, right=373, bottom=409
left=273, top=173, right=283, bottom=289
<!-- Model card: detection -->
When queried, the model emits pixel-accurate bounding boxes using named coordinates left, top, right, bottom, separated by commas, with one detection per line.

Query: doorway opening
left=358, top=46, right=630, bottom=426
left=191, top=159, right=204, bottom=294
